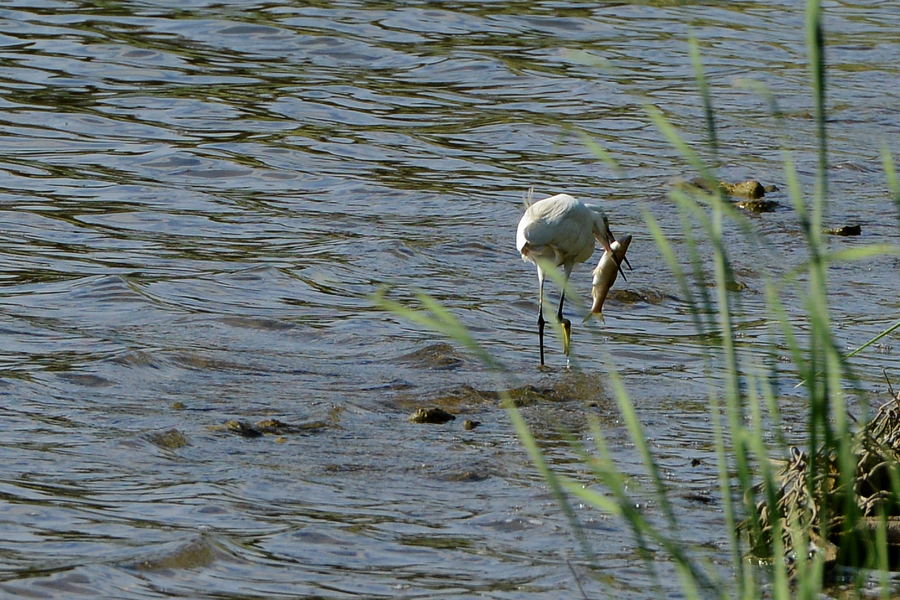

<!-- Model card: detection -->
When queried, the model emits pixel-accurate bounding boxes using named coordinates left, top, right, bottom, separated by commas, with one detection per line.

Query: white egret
left=516, top=192, right=627, bottom=366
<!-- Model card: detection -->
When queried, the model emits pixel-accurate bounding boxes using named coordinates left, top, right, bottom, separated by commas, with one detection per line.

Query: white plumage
left=516, top=193, right=617, bottom=366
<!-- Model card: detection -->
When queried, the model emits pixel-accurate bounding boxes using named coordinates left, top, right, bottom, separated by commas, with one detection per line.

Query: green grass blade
left=689, top=32, right=718, bottom=165
left=806, top=0, right=828, bottom=207
left=605, top=365, right=677, bottom=527
left=847, top=318, right=900, bottom=359
left=577, top=129, right=623, bottom=176
left=645, top=104, right=718, bottom=193
left=882, top=145, right=900, bottom=219
left=503, top=398, right=597, bottom=563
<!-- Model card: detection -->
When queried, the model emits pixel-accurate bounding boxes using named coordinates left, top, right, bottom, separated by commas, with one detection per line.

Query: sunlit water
left=0, top=1, right=899, bottom=598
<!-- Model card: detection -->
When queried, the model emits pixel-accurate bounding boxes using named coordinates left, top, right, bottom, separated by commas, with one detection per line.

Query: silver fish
left=586, top=234, right=632, bottom=320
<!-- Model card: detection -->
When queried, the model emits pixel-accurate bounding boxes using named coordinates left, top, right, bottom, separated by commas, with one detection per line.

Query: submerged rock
left=392, top=343, right=466, bottom=370
left=677, top=178, right=778, bottom=208
left=224, top=420, right=263, bottom=438
left=254, top=418, right=329, bottom=435
left=408, top=407, right=456, bottom=424
left=212, top=417, right=331, bottom=437
left=145, top=428, right=190, bottom=450
left=129, top=537, right=217, bottom=571
left=678, top=178, right=767, bottom=198
left=737, top=198, right=779, bottom=213
left=823, top=224, right=861, bottom=236
left=721, top=180, right=766, bottom=199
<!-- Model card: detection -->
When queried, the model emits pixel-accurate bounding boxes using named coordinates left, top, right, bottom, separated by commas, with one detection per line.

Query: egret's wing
left=518, top=195, right=596, bottom=263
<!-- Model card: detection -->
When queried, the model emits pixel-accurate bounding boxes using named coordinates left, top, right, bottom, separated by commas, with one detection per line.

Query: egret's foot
left=561, top=318, right=572, bottom=357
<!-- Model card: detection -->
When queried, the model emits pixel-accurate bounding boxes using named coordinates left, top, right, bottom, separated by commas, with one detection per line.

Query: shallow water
left=1, top=1, right=899, bottom=598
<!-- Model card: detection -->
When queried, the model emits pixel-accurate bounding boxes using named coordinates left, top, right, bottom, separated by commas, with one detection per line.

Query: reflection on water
left=0, top=1, right=899, bottom=597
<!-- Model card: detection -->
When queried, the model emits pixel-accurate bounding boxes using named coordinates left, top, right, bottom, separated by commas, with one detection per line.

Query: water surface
left=1, top=1, right=899, bottom=598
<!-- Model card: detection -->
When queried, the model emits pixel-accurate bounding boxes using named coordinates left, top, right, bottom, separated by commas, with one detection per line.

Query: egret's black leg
left=537, top=272, right=546, bottom=366
left=557, top=290, right=566, bottom=322
left=538, top=310, right=545, bottom=366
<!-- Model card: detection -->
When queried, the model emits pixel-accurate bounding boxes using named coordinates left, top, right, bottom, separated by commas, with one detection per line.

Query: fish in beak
left=584, top=234, right=632, bottom=322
